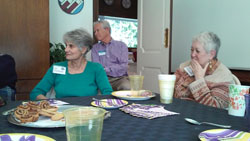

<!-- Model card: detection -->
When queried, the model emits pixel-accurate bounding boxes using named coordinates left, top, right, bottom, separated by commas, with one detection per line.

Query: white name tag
left=184, top=66, right=194, bottom=77
left=98, top=51, right=106, bottom=56
left=53, top=66, right=66, bottom=75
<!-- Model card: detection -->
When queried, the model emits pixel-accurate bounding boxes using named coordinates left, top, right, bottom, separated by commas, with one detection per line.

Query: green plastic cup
left=63, top=107, right=106, bottom=141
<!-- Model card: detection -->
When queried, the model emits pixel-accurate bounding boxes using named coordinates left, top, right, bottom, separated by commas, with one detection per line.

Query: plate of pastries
left=7, top=100, right=79, bottom=128
left=112, top=90, right=156, bottom=100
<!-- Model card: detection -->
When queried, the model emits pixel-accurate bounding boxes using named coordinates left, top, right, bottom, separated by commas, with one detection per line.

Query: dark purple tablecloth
left=0, top=94, right=247, bottom=141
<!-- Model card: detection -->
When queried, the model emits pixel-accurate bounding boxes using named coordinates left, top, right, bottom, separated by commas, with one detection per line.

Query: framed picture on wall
left=58, top=0, right=84, bottom=15
left=122, top=0, right=132, bottom=9
left=104, top=0, right=114, bottom=6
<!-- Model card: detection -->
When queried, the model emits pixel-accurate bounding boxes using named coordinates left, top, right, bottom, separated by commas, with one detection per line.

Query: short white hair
left=94, top=20, right=111, bottom=33
left=63, top=28, right=93, bottom=57
left=192, top=32, right=221, bottom=59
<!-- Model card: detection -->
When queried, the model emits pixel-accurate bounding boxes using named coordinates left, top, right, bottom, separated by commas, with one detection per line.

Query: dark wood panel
left=16, top=80, right=40, bottom=93
left=99, top=0, right=137, bottom=19
left=0, top=0, right=49, bottom=79
left=94, top=0, right=99, bottom=22
left=16, top=93, right=30, bottom=101
left=15, top=79, right=41, bottom=100
left=231, top=70, right=250, bottom=85
left=0, top=0, right=49, bottom=100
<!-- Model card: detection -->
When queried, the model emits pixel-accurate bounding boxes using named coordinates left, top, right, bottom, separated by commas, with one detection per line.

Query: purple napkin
left=0, top=135, right=35, bottom=141
left=120, top=103, right=179, bottom=119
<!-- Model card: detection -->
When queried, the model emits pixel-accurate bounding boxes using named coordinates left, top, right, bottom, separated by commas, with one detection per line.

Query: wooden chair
left=232, top=74, right=241, bottom=85
left=46, top=87, right=56, bottom=99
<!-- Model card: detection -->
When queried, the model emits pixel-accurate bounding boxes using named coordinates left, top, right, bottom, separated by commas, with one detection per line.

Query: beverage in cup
left=228, top=84, right=249, bottom=117
left=129, top=75, right=144, bottom=95
left=63, top=107, right=106, bottom=141
left=158, top=74, right=176, bottom=104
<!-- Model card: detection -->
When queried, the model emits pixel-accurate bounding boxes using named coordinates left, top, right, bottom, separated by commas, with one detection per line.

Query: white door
left=137, top=0, right=171, bottom=93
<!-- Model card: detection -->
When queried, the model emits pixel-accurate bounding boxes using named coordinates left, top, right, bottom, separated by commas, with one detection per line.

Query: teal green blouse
left=30, top=61, right=113, bottom=100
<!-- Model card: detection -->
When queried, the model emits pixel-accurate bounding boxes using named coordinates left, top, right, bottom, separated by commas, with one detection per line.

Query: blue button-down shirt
left=91, top=39, right=129, bottom=77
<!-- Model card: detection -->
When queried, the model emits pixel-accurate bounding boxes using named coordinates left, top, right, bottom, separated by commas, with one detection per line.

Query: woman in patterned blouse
left=174, top=32, right=235, bottom=109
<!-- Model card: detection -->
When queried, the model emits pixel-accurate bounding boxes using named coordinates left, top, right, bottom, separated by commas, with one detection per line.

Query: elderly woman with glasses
left=174, top=32, right=235, bottom=109
left=30, top=29, right=113, bottom=100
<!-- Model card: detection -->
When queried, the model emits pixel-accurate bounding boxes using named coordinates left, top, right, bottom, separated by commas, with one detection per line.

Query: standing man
left=92, top=20, right=130, bottom=91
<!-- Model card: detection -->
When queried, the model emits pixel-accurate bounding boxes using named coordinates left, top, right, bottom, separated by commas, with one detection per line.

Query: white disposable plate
left=91, top=99, right=128, bottom=109
left=199, top=129, right=250, bottom=141
left=0, top=133, right=55, bottom=141
left=112, top=90, right=156, bottom=100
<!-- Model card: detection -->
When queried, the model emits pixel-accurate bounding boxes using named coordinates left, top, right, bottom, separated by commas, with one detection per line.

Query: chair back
left=232, top=74, right=241, bottom=85
left=46, top=87, right=56, bottom=99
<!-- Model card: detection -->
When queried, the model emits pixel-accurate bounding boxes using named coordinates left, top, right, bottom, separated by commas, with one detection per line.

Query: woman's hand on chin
left=191, top=60, right=209, bottom=80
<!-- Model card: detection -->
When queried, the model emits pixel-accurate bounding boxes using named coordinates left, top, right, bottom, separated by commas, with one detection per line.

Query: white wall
left=171, top=0, right=250, bottom=72
left=49, top=0, right=93, bottom=43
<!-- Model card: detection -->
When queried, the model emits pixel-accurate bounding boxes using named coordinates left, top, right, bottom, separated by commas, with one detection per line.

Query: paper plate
left=91, top=99, right=128, bottom=109
left=112, top=90, right=156, bottom=100
left=199, top=129, right=250, bottom=141
left=0, top=133, right=55, bottom=141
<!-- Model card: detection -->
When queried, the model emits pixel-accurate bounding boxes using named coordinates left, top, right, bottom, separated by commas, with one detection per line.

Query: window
left=98, top=15, right=138, bottom=48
